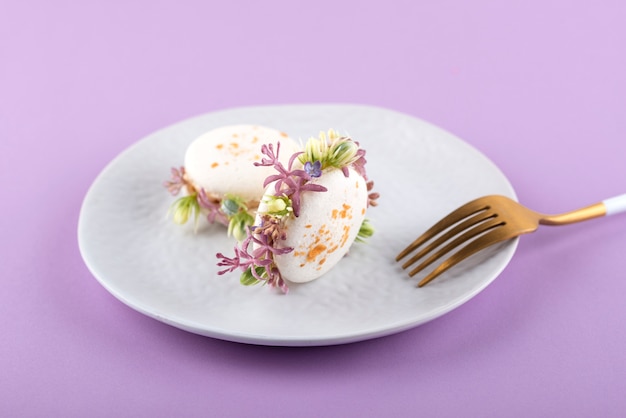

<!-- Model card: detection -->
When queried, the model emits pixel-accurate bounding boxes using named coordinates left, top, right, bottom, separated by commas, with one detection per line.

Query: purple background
left=2, top=1, right=625, bottom=416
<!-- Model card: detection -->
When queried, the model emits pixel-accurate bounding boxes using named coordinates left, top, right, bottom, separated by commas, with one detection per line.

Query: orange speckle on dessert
left=339, top=204, right=352, bottom=219
left=211, top=162, right=219, bottom=168
left=306, top=244, right=327, bottom=262
left=340, top=225, right=351, bottom=247
left=252, top=136, right=259, bottom=143
left=305, top=224, right=312, bottom=228
left=280, top=132, right=288, bottom=137
left=356, top=181, right=359, bottom=188
left=230, top=142, right=239, bottom=148
left=318, top=258, right=326, bottom=266
left=361, top=208, right=366, bottom=215
left=332, top=209, right=339, bottom=219
left=328, top=245, right=339, bottom=254
left=216, top=143, right=224, bottom=150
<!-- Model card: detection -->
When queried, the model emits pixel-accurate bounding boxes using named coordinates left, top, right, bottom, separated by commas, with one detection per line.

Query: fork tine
left=417, top=226, right=514, bottom=287
left=400, top=210, right=497, bottom=269
left=407, top=217, right=504, bottom=277
left=395, top=197, right=490, bottom=261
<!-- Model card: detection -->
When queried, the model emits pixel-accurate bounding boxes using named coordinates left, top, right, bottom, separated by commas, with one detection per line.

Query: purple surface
left=2, top=1, right=625, bottom=416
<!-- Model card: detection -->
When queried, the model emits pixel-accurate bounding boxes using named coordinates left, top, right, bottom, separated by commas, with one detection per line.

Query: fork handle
left=603, top=193, right=626, bottom=216
left=540, top=193, right=626, bottom=225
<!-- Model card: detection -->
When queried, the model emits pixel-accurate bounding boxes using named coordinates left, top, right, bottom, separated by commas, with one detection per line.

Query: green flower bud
left=329, top=139, right=358, bottom=167
left=267, top=197, right=287, bottom=213
left=221, top=198, right=240, bottom=216
left=169, top=195, right=200, bottom=225
left=261, top=195, right=292, bottom=217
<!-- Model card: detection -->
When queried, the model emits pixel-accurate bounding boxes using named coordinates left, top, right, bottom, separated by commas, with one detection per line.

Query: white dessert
left=165, top=124, right=300, bottom=239
left=216, top=129, right=378, bottom=293
left=184, top=125, right=299, bottom=201
left=258, top=168, right=368, bottom=283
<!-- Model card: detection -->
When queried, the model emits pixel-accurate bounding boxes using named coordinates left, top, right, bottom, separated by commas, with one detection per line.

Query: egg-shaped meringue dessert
left=216, top=129, right=379, bottom=293
left=164, top=125, right=299, bottom=239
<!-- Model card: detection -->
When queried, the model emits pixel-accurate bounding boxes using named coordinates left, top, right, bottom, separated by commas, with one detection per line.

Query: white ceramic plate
left=78, top=104, right=518, bottom=346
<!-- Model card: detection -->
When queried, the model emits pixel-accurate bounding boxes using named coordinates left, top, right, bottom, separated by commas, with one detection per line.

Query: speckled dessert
left=164, top=125, right=299, bottom=239
left=217, top=129, right=379, bottom=293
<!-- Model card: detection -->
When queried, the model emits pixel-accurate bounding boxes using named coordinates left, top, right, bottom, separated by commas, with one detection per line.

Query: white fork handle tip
left=603, top=194, right=626, bottom=216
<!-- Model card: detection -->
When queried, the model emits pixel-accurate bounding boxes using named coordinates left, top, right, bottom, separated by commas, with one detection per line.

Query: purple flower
left=197, top=189, right=228, bottom=225
left=216, top=251, right=244, bottom=275
left=304, top=160, right=322, bottom=178
left=254, top=142, right=327, bottom=217
left=352, top=148, right=368, bottom=179
left=286, top=180, right=327, bottom=217
left=163, top=167, right=188, bottom=195
left=248, top=228, right=293, bottom=258
left=215, top=223, right=293, bottom=293
left=254, top=143, right=282, bottom=168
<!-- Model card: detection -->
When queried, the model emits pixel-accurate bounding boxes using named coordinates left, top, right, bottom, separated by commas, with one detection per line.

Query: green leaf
left=240, top=267, right=265, bottom=286
left=356, top=218, right=374, bottom=243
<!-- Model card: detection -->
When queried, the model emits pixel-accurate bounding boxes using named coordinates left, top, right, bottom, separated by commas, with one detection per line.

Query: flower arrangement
left=163, top=167, right=255, bottom=241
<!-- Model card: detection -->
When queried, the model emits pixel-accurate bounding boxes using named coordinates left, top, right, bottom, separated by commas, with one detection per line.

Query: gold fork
left=396, top=194, right=626, bottom=287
